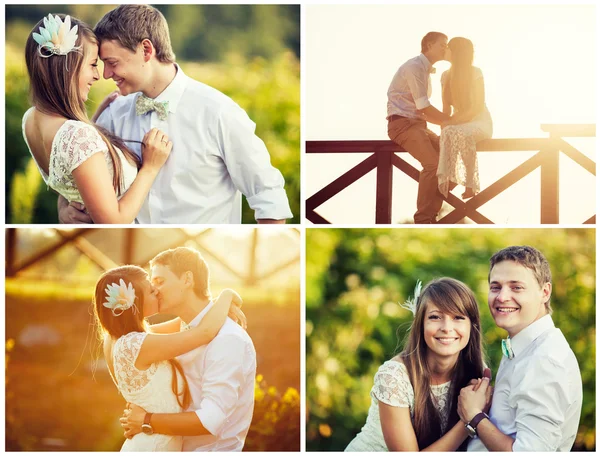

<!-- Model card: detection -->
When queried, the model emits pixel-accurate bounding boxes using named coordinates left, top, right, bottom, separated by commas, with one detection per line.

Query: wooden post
left=375, top=149, right=393, bottom=224
left=540, top=144, right=560, bottom=224
left=6, top=228, right=16, bottom=277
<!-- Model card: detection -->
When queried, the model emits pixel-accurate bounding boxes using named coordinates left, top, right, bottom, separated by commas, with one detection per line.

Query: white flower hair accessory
left=399, top=280, right=422, bottom=316
left=32, top=14, right=81, bottom=58
left=103, top=279, right=138, bottom=317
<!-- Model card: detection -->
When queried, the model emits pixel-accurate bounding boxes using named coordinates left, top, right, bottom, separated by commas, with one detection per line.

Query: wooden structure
left=306, top=124, right=595, bottom=224
left=5, top=228, right=300, bottom=286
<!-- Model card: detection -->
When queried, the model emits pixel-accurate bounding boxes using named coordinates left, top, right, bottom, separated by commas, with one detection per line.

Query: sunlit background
left=306, top=4, right=596, bottom=224
left=5, top=227, right=300, bottom=451
left=306, top=228, right=595, bottom=451
left=6, top=4, right=300, bottom=224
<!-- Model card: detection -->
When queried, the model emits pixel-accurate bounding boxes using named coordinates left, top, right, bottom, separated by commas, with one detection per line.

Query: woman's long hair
left=25, top=15, right=140, bottom=195
left=93, top=265, right=191, bottom=410
left=398, top=278, right=485, bottom=449
left=447, top=37, right=475, bottom=114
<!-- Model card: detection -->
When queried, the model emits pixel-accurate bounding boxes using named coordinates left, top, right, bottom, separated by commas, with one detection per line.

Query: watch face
left=465, top=423, right=477, bottom=438
left=141, top=424, right=153, bottom=435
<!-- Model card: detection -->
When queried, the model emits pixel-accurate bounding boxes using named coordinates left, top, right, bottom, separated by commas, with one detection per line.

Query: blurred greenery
left=306, top=228, right=595, bottom=451
left=5, top=5, right=299, bottom=224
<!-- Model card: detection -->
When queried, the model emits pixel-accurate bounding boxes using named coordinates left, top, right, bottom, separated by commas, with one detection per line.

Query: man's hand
left=120, top=403, right=147, bottom=439
left=458, top=369, right=492, bottom=423
left=91, top=90, right=120, bottom=123
left=58, top=197, right=92, bottom=224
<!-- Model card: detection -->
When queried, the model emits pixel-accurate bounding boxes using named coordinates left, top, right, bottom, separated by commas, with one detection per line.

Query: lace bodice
left=345, top=360, right=452, bottom=452
left=112, top=332, right=184, bottom=452
left=22, top=107, right=137, bottom=205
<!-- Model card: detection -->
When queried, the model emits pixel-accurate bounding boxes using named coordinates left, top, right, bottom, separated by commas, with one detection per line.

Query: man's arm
left=123, top=334, right=250, bottom=438
left=123, top=407, right=211, bottom=438
left=218, top=105, right=293, bottom=223
left=419, top=105, right=451, bottom=126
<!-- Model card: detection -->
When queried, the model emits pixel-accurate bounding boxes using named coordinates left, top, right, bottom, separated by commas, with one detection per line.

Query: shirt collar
left=188, top=300, right=214, bottom=328
left=509, top=314, right=555, bottom=358
left=139, top=63, right=188, bottom=114
left=418, top=53, right=433, bottom=72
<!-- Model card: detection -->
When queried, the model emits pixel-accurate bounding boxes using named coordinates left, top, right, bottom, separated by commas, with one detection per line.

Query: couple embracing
left=346, top=246, right=583, bottom=451
left=388, top=32, right=493, bottom=224
left=23, top=5, right=292, bottom=224
left=93, top=247, right=256, bottom=451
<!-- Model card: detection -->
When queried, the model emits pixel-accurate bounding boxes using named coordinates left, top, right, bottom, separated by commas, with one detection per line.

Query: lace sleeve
left=113, top=332, right=158, bottom=394
left=58, top=122, right=107, bottom=173
left=371, top=361, right=413, bottom=408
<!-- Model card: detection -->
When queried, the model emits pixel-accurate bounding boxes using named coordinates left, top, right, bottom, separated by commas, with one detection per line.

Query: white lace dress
left=113, top=332, right=184, bottom=452
left=437, top=67, right=493, bottom=197
left=22, top=107, right=137, bottom=205
left=345, top=360, right=452, bottom=452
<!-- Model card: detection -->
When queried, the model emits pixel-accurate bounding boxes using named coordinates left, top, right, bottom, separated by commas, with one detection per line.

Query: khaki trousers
left=388, top=116, right=443, bottom=224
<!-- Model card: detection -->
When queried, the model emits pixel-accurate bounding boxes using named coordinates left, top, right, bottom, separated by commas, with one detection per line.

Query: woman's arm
left=379, top=401, right=469, bottom=452
left=148, top=317, right=183, bottom=334
left=134, top=289, right=240, bottom=369
left=72, top=129, right=172, bottom=223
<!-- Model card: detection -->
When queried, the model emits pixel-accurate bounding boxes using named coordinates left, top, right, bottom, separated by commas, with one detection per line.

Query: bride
left=94, top=265, right=245, bottom=451
left=437, top=37, right=493, bottom=199
left=22, top=14, right=171, bottom=223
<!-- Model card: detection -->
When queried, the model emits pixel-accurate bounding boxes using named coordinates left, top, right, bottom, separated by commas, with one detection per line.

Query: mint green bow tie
left=501, top=338, right=514, bottom=359
left=136, top=95, right=169, bottom=121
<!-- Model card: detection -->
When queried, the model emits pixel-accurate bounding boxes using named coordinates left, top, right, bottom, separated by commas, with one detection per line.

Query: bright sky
left=305, top=4, right=596, bottom=224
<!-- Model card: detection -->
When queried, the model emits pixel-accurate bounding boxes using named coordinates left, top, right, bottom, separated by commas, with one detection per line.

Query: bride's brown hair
left=397, top=277, right=485, bottom=449
left=447, top=37, right=476, bottom=114
left=93, top=265, right=191, bottom=409
left=24, top=14, right=140, bottom=195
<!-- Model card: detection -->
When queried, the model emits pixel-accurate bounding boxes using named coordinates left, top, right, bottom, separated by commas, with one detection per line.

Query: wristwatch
left=141, top=413, right=154, bottom=435
left=465, top=412, right=489, bottom=438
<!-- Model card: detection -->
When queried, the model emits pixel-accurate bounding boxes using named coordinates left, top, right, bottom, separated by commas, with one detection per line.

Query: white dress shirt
left=387, top=54, right=434, bottom=120
left=468, top=315, right=583, bottom=452
left=96, top=65, right=293, bottom=223
left=176, top=302, right=256, bottom=451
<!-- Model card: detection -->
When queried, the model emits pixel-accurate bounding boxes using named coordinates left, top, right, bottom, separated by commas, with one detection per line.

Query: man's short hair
left=489, top=245, right=552, bottom=312
left=94, top=4, right=176, bottom=64
left=151, top=247, right=211, bottom=299
left=421, top=31, right=447, bottom=54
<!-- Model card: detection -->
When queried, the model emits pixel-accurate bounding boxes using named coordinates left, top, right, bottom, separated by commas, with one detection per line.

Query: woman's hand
left=92, top=90, right=120, bottom=123
left=141, top=128, right=173, bottom=172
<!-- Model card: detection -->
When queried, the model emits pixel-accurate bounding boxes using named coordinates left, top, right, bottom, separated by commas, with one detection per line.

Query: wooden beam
left=439, top=151, right=545, bottom=224
left=10, top=228, right=95, bottom=276
left=256, top=254, right=300, bottom=282
left=375, top=150, right=393, bottom=223
left=306, top=138, right=553, bottom=153
left=6, top=229, right=17, bottom=277
left=584, top=215, right=596, bottom=224
left=306, top=210, right=331, bottom=224
left=125, top=229, right=135, bottom=264
left=70, top=235, right=119, bottom=271
left=558, top=139, right=596, bottom=175
left=306, top=154, right=377, bottom=212
left=540, top=147, right=560, bottom=224
left=541, top=124, right=596, bottom=137
left=248, top=229, right=258, bottom=286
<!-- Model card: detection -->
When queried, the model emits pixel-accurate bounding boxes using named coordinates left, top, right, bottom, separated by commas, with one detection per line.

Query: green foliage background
left=5, top=5, right=299, bottom=224
left=306, top=228, right=595, bottom=451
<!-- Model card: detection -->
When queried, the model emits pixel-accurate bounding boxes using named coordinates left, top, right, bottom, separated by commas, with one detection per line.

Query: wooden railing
left=306, top=124, right=596, bottom=224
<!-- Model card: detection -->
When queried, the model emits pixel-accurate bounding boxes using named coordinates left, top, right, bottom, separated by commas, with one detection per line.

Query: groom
left=459, top=246, right=583, bottom=451
left=59, top=4, right=292, bottom=224
left=122, top=247, right=257, bottom=451
left=387, top=32, right=452, bottom=224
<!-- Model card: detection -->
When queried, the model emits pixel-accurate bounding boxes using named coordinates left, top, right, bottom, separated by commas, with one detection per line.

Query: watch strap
left=468, top=411, right=489, bottom=432
left=144, top=412, right=153, bottom=426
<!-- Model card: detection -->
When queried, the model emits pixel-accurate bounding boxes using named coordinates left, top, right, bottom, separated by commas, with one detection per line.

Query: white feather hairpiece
left=399, top=280, right=422, bottom=315
left=32, top=14, right=81, bottom=60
